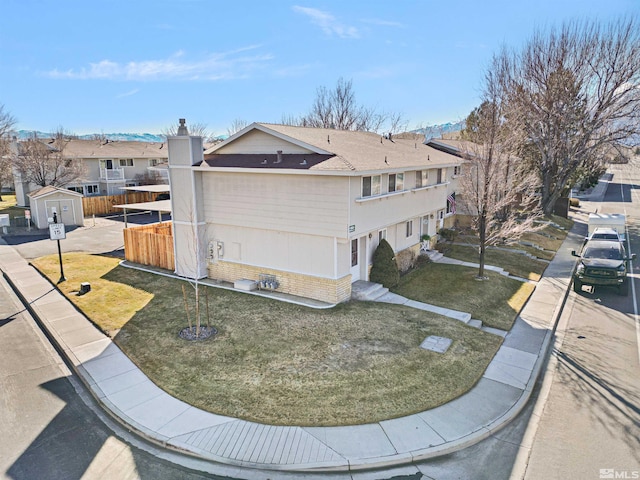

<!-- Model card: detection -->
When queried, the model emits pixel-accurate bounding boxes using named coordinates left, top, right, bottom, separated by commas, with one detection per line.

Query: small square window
left=119, top=158, right=134, bottom=167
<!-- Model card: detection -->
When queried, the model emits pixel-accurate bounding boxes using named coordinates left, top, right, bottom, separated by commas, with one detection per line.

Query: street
left=520, top=159, right=640, bottom=479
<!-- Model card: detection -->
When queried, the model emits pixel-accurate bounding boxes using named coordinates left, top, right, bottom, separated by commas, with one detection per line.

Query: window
left=437, top=168, right=444, bottom=184
left=99, top=159, right=114, bottom=169
left=415, top=170, right=428, bottom=188
left=406, top=220, right=413, bottom=238
left=119, top=158, right=134, bottom=167
left=378, top=229, right=387, bottom=243
left=149, top=158, right=159, bottom=167
left=389, top=173, right=404, bottom=192
left=362, top=175, right=381, bottom=197
left=68, top=186, right=83, bottom=194
left=86, top=184, right=99, bottom=195
left=351, top=239, right=358, bottom=267
left=453, top=165, right=461, bottom=175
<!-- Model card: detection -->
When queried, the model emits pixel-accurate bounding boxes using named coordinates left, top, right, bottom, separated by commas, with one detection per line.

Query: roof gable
left=28, top=185, right=83, bottom=199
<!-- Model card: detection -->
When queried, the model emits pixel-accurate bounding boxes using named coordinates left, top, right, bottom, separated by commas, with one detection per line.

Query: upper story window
left=362, top=175, right=381, bottom=197
left=119, top=158, right=134, bottom=167
left=149, top=159, right=159, bottom=167
left=437, top=168, right=445, bottom=184
left=389, top=173, right=404, bottom=193
left=99, top=159, right=114, bottom=169
left=453, top=165, right=461, bottom=175
left=415, top=170, right=428, bottom=188
left=406, top=220, right=413, bottom=238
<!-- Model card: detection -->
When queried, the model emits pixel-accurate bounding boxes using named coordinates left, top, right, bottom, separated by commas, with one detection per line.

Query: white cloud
left=292, top=6, right=360, bottom=39
left=116, top=89, right=140, bottom=98
left=45, top=46, right=273, bottom=81
left=360, top=18, right=404, bottom=28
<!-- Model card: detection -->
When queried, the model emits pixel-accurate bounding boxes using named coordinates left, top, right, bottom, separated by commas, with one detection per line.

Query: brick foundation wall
left=208, top=262, right=352, bottom=304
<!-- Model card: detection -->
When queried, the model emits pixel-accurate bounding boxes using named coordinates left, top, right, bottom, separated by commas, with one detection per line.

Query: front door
left=350, top=238, right=360, bottom=281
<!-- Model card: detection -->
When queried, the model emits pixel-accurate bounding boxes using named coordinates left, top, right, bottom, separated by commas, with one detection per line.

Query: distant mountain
left=16, top=130, right=165, bottom=143
left=411, top=121, right=465, bottom=141
left=16, top=121, right=466, bottom=144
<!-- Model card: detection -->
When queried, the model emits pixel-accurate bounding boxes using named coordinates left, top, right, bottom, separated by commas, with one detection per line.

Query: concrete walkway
left=0, top=224, right=583, bottom=474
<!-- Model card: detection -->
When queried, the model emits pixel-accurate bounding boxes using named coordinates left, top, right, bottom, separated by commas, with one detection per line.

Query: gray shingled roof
left=205, top=123, right=460, bottom=173
left=30, top=138, right=168, bottom=160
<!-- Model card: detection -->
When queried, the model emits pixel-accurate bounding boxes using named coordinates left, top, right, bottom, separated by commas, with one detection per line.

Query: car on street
left=572, top=239, right=635, bottom=296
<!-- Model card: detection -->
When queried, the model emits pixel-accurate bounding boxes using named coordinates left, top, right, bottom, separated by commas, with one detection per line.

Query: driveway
left=1, top=211, right=165, bottom=260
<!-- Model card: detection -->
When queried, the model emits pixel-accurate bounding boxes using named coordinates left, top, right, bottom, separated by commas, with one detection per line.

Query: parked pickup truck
left=572, top=240, right=635, bottom=296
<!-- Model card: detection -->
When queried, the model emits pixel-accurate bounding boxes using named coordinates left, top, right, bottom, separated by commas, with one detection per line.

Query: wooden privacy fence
left=82, top=192, right=154, bottom=216
left=123, top=222, right=174, bottom=271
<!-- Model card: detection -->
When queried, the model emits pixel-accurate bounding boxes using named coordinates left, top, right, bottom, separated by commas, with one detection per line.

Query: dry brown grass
left=33, top=253, right=502, bottom=426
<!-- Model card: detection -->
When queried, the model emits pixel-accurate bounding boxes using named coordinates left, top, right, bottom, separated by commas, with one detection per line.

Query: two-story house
left=168, top=121, right=461, bottom=304
left=13, top=138, right=169, bottom=206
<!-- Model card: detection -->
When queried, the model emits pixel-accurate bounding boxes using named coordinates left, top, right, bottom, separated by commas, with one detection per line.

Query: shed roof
left=27, top=185, right=84, bottom=199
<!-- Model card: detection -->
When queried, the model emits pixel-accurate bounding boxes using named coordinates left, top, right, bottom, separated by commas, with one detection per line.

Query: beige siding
left=209, top=225, right=337, bottom=278
left=216, top=129, right=315, bottom=154
left=201, top=172, right=349, bottom=237
left=348, top=175, right=448, bottom=238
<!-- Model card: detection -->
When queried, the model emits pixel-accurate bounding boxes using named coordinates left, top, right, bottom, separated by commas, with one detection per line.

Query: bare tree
left=163, top=121, right=214, bottom=141
left=13, top=128, right=86, bottom=189
left=226, top=118, right=248, bottom=137
left=459, top=92, right=542, bottom=279
left=294, top=77, right=404, bottom=133
left=0, top=104, right=17, bottom=201
left=490, top=17, right=640, bottom=214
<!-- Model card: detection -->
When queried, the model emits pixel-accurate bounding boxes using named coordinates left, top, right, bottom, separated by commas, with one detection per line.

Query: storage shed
left=27, top=186, right=85, bottom=229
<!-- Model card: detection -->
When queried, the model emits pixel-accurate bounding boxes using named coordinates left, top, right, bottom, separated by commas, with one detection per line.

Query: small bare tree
left=294, top=77, right=404, bottom=133
left=163, top=122, right=214, bottom=142
left=0, top=104, right=17, bottom=201
left=227, top=118, right=248, bottom=137
left=13, top=129, right=86, bottom=189
left=459, top=87, right=542, bottom=279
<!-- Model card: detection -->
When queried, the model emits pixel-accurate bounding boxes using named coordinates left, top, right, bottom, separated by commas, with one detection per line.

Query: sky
left=1, top=0, right=638, bottom=137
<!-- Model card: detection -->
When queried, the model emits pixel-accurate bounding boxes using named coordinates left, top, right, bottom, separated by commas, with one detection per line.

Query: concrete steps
left=351, top=281, right=389, bottom=301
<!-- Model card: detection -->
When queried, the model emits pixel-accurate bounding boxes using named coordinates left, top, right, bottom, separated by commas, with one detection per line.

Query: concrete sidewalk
left=0, top=224, right=583, bottom=474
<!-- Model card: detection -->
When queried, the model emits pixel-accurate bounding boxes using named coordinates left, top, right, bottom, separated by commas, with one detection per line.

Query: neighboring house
left=27, top=185, right=84, bottom=229
left=168, top=121, right=462, bottom=304
left=13, top=138, right=169, bottom=206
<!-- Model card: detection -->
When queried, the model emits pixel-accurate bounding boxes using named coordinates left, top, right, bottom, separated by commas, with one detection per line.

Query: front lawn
left=394, top=263, right=535, bottom=331
left=32, top=253, right=503, bottom=427
left=437, top=244, right=548, bottom=281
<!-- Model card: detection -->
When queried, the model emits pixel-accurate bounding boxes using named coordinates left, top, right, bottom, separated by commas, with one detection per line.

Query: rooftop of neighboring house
left=18, top=138, right=169, bottom=160
left=202, top=123, right=462, bottom=173
left=27, top=185, right=83, bottom=199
